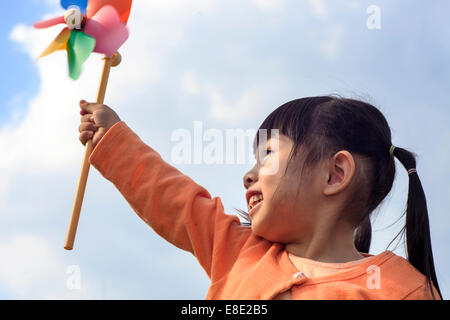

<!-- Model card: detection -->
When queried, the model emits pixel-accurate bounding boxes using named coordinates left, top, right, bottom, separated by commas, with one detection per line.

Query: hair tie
left=407, top=168, right=417, bottom=175
left=389, top=145, right=396, bottom=158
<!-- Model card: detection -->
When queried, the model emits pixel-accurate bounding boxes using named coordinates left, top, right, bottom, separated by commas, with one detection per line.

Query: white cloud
left=0, top=234, right=115, bottom=299
left=307, top=0, right=363, bottom=19
left=308, top=0, right=328, bottom=18
left=0, top=235, right=60, bottom=297
left=179, top=71, right=273, bottom=124
left=0, top=235, right=83, bottom=298
left=209, top=86, right=268, bottom=124
left=250, top=0, right=284, bottom=11
left=140, top=0, right=219, bottom=13
left=180, top=72, right=200, bottom=95
left=318, top=24, right=345, bottom=60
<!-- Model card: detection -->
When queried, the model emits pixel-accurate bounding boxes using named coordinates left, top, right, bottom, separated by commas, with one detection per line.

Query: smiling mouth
left=248, top=193, right=263, bottom=209
left=248, top=193, right=264, bottom=218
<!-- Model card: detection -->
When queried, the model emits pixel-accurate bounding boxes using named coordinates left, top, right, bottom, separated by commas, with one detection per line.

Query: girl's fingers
left=80, top=114, right=95, bottom=123
left=78, top=122, right=97, bottom=133
left=80, top=100, right=102, bottom=113
left=80, top=100, right=89, bottom=115
left=79, top=131, right=94, bottom=146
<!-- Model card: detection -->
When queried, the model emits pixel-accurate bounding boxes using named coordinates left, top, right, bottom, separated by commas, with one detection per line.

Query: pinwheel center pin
left=64, top=6, right=83, bottom=29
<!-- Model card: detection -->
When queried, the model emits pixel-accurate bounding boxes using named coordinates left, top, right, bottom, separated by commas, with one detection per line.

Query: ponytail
left=354, top=215, right=372, bottom=253
left=391, top=146, right=442, bottom=299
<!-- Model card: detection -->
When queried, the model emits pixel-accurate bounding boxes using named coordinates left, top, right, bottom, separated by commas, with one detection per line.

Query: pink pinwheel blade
left=83, top=5, right=129, bottom=57
left=34, top=15, right=65, bottom=29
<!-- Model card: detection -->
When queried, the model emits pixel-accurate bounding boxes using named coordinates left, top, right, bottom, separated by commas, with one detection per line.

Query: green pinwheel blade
left=67, top=30, right=96, bottom=80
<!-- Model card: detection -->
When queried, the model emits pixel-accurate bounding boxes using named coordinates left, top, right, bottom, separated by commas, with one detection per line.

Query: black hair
left=236, top=95, right=441, bottom=299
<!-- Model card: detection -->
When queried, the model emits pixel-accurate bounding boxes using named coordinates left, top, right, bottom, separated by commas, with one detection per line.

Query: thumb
left=79, top=100, right=102, bottom=113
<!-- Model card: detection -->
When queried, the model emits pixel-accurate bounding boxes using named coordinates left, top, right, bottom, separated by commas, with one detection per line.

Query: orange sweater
left=89, top=121, right=440, bottom=300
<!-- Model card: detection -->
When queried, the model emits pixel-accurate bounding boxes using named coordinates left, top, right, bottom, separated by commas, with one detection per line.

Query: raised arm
left=88, top=120, right=252, bottom=278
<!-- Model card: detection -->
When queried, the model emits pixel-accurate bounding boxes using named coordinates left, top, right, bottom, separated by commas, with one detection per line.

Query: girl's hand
left=78, top=100, right=121, bottom=148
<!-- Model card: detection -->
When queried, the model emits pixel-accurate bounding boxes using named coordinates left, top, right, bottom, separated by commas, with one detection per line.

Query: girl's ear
left=323, top=151, right=355, bottom=196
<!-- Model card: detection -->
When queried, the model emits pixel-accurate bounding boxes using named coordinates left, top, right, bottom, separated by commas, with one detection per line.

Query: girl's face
left=244, top=134, right=323, bottom=243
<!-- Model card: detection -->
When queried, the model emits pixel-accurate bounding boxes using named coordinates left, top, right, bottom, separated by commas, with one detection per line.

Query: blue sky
left=0, top=1, right=45, bottom=125
left=0, top=0, right=449, bottom=299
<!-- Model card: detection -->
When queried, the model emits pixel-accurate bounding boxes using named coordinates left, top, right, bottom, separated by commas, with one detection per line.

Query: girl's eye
left=261, top=149, right=272, bottom=161
left=256, top=147, right=273, bottom=164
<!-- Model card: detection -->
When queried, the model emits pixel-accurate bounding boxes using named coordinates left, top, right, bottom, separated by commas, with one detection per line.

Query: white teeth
left=248, top=194, right=263, bottom=209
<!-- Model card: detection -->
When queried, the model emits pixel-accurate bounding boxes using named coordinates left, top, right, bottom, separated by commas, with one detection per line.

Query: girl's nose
left=243, top=168, right=258, bottom=189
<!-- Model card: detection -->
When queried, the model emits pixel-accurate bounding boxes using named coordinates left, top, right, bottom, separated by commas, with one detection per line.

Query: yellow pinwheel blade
left=38, top=28, right=71, bottom=59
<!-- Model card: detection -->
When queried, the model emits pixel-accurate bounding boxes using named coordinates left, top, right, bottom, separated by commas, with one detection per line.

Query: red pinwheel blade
left=34, top=15, right=65, bottom=29
left=86, top=0, right=132, bottom=24
left=83, top=5, right=129, bottom=57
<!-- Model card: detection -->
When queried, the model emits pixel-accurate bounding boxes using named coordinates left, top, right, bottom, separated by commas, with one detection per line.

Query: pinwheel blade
left=38, top=28, right=71, bottom=59
left=86, top=0, right=132, bottom=23
left=67, top=30, right=96, bottom=80
left=84, top=5, right=129, bottom=57
left=61, top=0, right=88, bottom=14
left=34, top=15, right=65, bottom=29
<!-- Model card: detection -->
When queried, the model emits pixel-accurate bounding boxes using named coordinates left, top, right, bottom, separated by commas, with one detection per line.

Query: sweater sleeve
left=88, top=121, right=252, bottom=278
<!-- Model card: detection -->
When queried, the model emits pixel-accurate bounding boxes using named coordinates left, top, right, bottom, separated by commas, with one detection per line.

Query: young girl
left=78, top=96, right=442, bottom=300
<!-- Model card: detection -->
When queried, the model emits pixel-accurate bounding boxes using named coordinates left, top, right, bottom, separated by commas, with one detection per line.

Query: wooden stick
left=64, top=55, right=114, bottom=250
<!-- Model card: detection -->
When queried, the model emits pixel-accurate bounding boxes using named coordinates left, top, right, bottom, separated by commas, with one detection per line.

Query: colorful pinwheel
left=34, top=0, right=133, bottom=250
left=34, top=0, right=132, bottom=79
